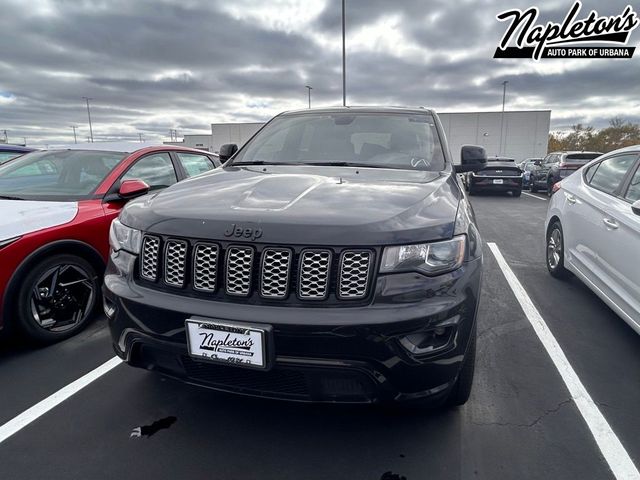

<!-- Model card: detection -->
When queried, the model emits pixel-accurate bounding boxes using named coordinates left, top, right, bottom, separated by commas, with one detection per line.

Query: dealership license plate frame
left=185, top=317, right=274, bottom=370
left=493, top=179, right=504, bottom=184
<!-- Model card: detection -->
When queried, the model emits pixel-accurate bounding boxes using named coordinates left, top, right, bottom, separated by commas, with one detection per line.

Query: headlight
left=109, top=218, right=142, bottom=254
left=380, top=236, right=466, bottom=276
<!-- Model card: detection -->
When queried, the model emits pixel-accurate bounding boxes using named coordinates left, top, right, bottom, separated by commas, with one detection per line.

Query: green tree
left=548, top=118, right=640, bottom=153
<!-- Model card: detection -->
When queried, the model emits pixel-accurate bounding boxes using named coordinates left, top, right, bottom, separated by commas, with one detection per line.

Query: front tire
left=546, top=222, right=571, bottom=279
left=446, top=324, right=476, bottom=407
left=16, top=254, right=99, bottom=344
left=531, top=182, right=539, bottom=193
left=547, top=179, right=554, bottom=197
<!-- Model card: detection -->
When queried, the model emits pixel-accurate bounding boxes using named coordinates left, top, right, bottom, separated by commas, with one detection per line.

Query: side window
left=122, top=153, right=177, bottom=189
left=545, top=154, right=558, bottom=164
left=624, top=166, right=640, bottom=202
left=176, top=152, right=215, bottom=178
left=584, top=162, right=599, bottom=183
left=588, top=154, right=637, bottom=195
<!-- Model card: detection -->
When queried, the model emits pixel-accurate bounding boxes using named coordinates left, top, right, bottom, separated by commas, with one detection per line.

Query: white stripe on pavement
left=522, top=191, right=548, bottom=201
left=0, top=356, right=122, bottom=444
left=487, top=242, right=639, bottom=480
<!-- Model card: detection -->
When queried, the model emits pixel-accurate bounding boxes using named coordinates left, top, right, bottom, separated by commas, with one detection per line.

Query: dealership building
left=166, top=110, right=551, bottom=162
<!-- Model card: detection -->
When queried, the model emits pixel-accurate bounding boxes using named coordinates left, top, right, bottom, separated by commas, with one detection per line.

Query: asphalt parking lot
left=0, top=191, right=638, bottom=480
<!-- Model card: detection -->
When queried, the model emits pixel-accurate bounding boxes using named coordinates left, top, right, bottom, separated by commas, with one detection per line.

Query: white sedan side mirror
left=632, top=200, right=640, bottom=216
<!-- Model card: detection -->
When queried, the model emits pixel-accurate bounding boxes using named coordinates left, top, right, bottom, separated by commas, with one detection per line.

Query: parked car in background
left=0, top=142, right=220, bottom=343
left=466, top=156, right=523, bottom=197
left=0, top=144, right=36, bottom=165
left=520, top=158, right=543, bottom=189
left=104, top=107, right=487, bottom=408
left=531, top=151, right=602, bottom=195
left=545, top=145, right=640, bottom=333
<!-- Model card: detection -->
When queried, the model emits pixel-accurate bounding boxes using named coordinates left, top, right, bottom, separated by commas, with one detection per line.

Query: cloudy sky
left=1, top=0, right=639, bottom=146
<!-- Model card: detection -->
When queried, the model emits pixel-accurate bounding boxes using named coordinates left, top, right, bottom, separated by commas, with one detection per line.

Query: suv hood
left=121, top=166, right=461, bottom=246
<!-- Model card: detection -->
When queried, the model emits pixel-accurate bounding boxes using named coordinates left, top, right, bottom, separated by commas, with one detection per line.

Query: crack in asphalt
left=470, top=399, right=573, bottom=429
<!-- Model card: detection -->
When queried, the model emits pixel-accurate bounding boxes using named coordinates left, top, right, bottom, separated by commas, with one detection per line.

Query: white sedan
left=545, top=145, right=640, bottom=334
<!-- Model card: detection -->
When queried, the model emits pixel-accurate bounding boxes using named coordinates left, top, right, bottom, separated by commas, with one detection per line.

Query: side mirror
left=455, top=145, right=487, bottom=173
left=219, top=143, right=238, bottom=162
left=632, top=200, right=640, bottom=216
left=119, top=179, right=149, bottom=199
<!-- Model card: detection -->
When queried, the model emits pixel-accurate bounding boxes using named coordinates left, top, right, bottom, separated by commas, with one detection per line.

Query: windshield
left=566, top=153, right=601, bottom=162
left=231, top=112, right=446, bottom=172
left=0, top=150, right=126, bottom=200
left=0, top=151, right=25, bottom=165
left=488, top=157, right=515, bottom=162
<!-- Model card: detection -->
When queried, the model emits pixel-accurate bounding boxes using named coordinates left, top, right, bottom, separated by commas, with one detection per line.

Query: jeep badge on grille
left=224, top=223, right=263, bottom=241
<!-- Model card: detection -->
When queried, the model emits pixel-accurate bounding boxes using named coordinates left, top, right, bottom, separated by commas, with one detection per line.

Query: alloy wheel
left=547, top=228, right=562, bottom=270
left=29, top=264, right=95, bottom=332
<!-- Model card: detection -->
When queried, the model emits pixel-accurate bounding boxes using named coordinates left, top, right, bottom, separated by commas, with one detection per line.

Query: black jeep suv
left=104, top=107, right=486, bottom=407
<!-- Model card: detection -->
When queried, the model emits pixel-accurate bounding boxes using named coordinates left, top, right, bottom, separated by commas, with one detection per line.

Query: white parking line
left=522, top=191, right=548, bottom=201
left=0, top=356, right=122, bottom=445
left=487, top=243, right=640, bottom=480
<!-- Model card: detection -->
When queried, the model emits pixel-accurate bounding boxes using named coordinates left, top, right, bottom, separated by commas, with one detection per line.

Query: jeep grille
left=138, top=235, right=375, bottom=303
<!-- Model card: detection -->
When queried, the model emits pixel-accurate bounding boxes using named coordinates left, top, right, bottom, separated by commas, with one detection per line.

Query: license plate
left=493, top=179, right=504, bottom=184
left=185, top=318, right=269, bottom=369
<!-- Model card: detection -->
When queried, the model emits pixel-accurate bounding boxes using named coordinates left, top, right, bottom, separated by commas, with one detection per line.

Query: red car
left=0, top=142, right=220, bottom=343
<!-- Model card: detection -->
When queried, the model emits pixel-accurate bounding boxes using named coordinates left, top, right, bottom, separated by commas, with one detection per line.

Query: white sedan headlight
left=109, top=218, right=142, bottom=254
left=380, top=236, right=466, bottom=276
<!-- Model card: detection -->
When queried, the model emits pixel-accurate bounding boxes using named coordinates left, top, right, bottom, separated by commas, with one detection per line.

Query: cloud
left=0, top=0, right=638, bottom=145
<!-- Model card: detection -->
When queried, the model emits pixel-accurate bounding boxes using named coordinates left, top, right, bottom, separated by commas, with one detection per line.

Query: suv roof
left=279, top=106, right=436, bottom=116
left=548, top=151, right=602, bottom=155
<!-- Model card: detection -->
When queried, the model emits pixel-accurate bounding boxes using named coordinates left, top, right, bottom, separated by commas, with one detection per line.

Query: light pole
left=342, top=0, right=347, bottom=106
left=82, top=97, right=94, bottom=143
left=305, top=85, right=313, bottom=108
left=499, top=81, right=508, bottom=155
left=70, top=126, right=77, bottom=144
left=139, top=133, right=144, bottom=143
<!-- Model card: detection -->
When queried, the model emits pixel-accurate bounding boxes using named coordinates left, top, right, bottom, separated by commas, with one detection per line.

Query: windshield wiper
left=0, top=195, right=25, bottom=200
left=231, top=161, right=300, bottom=166
left=304, top=162, right=392, bottom=169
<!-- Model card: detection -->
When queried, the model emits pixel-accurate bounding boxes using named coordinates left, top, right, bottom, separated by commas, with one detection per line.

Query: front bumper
left=104, top=251, right=482, bottom=405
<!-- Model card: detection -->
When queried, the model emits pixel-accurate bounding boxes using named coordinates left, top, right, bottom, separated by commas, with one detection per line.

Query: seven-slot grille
left=138, top=235, right=373, bottom=302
